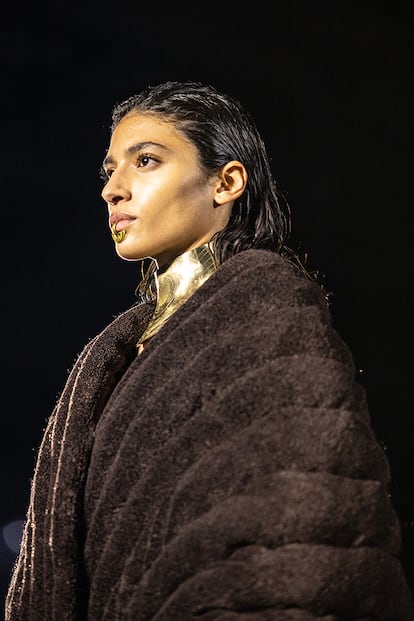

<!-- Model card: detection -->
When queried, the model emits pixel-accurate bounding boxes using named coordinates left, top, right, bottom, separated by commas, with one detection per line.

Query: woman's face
left=101, top=113, right=231, bottom=266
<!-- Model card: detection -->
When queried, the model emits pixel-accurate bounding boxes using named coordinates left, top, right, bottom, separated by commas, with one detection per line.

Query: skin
left=101, top=113, right=247, bottom=267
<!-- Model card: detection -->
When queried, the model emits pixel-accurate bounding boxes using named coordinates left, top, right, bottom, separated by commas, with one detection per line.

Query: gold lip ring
left=111, top=223, right=126, bottom=243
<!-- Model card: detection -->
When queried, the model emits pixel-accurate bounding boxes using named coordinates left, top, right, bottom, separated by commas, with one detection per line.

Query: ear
left=213, top=160, right=248, bottom=206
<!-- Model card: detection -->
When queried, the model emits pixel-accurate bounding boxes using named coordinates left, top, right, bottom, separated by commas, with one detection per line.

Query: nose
left=101, top=172, right=131, bottom=206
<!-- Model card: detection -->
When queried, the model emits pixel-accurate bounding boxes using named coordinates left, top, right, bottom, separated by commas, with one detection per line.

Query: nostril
left=101, top=179, right=131, bottom=205
left=101, top=189, right=118, bottom=205
left=107, top=194, right=124, bottom=206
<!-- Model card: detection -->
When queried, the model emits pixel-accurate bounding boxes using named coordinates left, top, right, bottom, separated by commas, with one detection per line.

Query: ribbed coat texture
left=6, top=249, right=414, bottom=620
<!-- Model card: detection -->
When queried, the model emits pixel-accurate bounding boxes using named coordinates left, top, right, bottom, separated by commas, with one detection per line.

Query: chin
left=115, top=246, right=144, bottom=262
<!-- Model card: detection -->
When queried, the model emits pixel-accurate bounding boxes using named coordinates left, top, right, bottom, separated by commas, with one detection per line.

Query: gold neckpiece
left=136, top=243, right=217, bottom=352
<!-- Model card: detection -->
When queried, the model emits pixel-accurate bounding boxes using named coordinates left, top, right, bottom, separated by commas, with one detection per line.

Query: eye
left=136, top=153, right=157, bottom=168
left=99, top=165, right=113, bottom=182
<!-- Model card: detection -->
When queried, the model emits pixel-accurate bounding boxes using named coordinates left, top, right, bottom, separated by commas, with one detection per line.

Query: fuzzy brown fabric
left=6, top=249, right=413, bottom=620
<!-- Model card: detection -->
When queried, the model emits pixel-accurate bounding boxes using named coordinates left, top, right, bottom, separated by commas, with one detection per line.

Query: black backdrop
left=1, top=0, right=413, bottom=610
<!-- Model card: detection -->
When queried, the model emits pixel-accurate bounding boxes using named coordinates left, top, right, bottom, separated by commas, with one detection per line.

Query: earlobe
left=214, top=160, right=248, bottom=205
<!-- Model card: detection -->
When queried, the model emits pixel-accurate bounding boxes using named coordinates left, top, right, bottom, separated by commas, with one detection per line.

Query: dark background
left=1, top=0, right=413, bottom=611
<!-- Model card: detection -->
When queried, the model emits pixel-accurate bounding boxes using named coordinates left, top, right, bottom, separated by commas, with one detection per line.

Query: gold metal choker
left=136, top=243, right=217, bottom=348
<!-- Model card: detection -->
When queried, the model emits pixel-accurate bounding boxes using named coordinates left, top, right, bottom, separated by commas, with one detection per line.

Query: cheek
left=133, top=168, right=212, bottom=227
left=161, top=163, right=210, bottom=203
left=172, top=179, right=214, bottom=225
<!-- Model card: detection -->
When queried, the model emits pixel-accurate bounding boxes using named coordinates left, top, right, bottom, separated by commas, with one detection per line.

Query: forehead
left=108, top=112, right=192, bottom=155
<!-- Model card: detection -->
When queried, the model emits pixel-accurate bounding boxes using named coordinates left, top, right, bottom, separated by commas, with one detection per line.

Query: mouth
left=109, top=211, right=136, bottom=231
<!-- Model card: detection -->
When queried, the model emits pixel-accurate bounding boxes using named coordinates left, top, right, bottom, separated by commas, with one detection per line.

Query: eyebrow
left=103, top=141, right=169, bottom=167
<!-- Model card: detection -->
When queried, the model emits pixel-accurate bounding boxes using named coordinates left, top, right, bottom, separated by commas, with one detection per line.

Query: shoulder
left=214, top=249, right=330, bottom=315
left=217, top=248, right=318, bottom=287
left=218, top=248, right=291, bottom=274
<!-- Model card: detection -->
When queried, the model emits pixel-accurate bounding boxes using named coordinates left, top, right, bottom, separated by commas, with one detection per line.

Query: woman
left=6, top=81, right=413, bottom=620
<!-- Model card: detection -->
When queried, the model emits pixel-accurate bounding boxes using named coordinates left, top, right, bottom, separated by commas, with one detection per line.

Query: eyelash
left=100, top=152, right=157, bottom=182
left=136, top=152, right=156, bottom=168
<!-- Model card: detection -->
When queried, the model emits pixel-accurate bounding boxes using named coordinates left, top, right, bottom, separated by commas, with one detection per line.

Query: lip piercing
left=111, top=223, right=126, bottom=243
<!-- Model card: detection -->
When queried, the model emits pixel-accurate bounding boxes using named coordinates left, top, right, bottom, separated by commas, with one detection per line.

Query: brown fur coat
left=6, top=249, right=414, bottom=620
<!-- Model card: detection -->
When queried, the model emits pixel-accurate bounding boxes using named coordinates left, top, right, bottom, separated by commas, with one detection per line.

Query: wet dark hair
left=110, top=80, right=302, bottom=270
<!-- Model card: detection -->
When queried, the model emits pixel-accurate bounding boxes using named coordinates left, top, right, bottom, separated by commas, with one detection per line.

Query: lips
left=109, top=212, right=136, bottom=231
